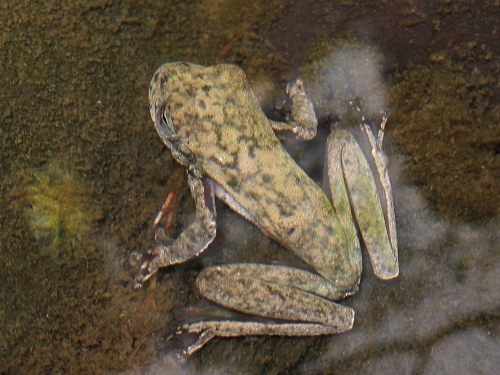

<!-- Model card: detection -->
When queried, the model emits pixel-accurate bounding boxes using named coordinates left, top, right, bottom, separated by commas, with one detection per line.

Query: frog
left=131, top=62, right=399, bottom=358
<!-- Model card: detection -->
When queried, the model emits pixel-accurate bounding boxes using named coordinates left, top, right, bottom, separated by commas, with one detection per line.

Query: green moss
left=25, top=160, right=101, bottom=259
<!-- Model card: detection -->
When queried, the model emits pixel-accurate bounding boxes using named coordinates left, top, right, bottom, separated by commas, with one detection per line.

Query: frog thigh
left=196, top=263, right=354, bottom=328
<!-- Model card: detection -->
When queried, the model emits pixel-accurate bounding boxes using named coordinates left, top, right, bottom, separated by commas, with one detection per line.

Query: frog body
left=133, top=62, right=398, bottom=358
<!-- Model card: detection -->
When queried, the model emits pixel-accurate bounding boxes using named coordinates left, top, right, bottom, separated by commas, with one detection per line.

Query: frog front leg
left=133, top=173, right=217, bottom=289
left=270, top=78, right=318, bottom=140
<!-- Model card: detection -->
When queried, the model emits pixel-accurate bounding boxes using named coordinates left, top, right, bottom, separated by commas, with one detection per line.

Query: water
left=0, top=1, right=498, bottom=374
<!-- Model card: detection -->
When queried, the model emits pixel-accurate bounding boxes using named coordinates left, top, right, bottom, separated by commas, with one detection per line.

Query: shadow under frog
left=130, top=62, right=398, bottom=359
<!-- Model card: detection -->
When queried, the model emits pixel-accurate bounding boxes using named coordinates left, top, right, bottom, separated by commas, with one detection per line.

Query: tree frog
left=131, top=62, right=398, bottom=357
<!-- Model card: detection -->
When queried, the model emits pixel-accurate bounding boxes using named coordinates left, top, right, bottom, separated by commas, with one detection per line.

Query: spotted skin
left=134, top=62, right=398, bottom=359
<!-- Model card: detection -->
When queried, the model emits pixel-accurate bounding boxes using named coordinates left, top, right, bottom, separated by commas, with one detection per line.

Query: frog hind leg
left=325, top=128, right=398, bottom=279
left=178, top=263, right=355, bottom=357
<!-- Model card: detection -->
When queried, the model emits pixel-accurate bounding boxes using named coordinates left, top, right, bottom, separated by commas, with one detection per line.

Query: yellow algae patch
left=25, top=160, right=101, bottom=259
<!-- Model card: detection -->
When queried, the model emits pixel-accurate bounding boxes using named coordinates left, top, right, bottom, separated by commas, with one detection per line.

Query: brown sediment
left=217, top=25, right=250, bottom=62
left=0, top=0, right=498, bottom=374
left=390, top=60, right=499, bottom=221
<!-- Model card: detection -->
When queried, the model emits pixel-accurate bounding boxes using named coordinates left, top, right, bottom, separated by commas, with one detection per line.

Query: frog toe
left=130, top=248, right=158, bottom=289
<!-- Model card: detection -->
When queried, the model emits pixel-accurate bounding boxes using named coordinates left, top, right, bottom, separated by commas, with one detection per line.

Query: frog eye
left=155, top=104, right=175, bottom=137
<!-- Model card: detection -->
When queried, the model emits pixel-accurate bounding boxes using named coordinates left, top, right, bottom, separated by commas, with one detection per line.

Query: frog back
left=151, top=62, right=356, bottom=282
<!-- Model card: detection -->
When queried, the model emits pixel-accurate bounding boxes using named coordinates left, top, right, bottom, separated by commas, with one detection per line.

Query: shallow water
left=0, top=1, right=498, bottom=374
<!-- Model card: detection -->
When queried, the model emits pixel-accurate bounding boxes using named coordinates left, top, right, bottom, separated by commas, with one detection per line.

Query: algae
left=390, top=50, right=499, bottom=221
left=25, top=160, right=102, bottom=259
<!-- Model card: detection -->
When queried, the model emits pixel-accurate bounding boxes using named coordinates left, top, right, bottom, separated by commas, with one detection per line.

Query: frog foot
left=170, top=322, right=216, bottom=361
left=129, top=246, right=162, bottom=289
left=286, top=78, right=306, bottom=98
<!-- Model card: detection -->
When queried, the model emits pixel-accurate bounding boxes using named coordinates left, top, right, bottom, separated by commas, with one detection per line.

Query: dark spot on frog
left=278, top=203, right=294, bottom=217
left=152, top=71, right=160, bottom=84
left=247, top=191, right=261, bottom=202
left=237, top=136, right=257, bottom=154
left=160, top=74, right=169, bottom=87
left=225, top=173, right=239, bottom=190
left=226, top=98, right=236, bottom=108
left=262, top=173, right=273, bottom=184
left=248, top=145, right=256, bottom=159
left=293, top=174, right=308, bottom=186
left=172, top=102, right=183, bottom=111
left=198, top=99, right=206, bottom=110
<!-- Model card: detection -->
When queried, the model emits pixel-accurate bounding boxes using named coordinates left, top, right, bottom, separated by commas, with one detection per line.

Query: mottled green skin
left=142, top=62, right=400, bottom=357
left=149, top=62, right=360, bottom=294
